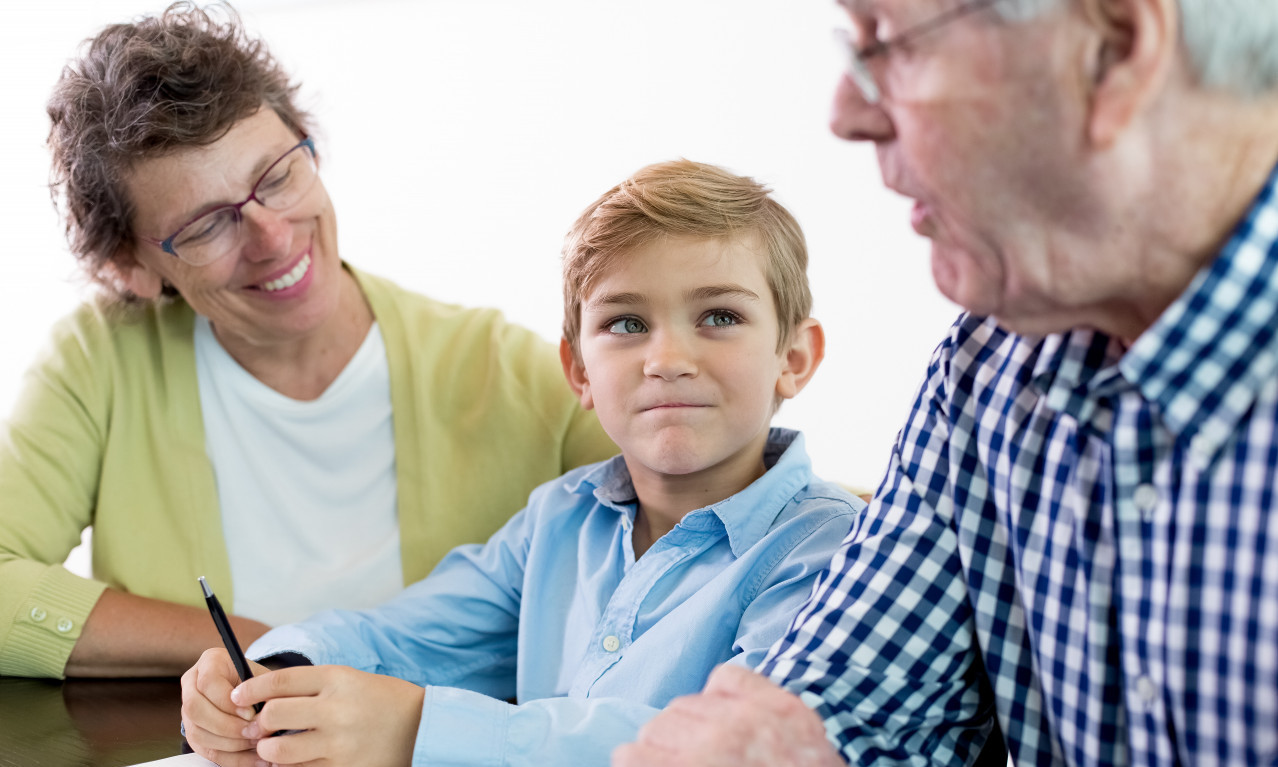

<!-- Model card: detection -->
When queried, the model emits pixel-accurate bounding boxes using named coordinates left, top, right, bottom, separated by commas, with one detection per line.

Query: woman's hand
left=181, top=648, right=269, bottom=766
left=230, top=664, right=425, bottom=767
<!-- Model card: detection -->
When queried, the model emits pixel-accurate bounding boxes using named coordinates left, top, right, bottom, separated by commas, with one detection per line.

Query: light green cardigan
left=0, top=267, right=616, bottom=678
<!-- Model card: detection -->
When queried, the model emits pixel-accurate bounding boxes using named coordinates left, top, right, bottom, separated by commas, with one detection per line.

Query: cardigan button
left=29, top=607, right=47, bottom=622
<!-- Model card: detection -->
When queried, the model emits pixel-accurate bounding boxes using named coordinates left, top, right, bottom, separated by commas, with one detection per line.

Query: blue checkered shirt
left=762, top=165, right=1278, bottom=765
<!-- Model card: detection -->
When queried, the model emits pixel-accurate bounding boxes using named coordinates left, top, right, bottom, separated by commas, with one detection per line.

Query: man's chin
left=930, top=244, right=1000, bottom=317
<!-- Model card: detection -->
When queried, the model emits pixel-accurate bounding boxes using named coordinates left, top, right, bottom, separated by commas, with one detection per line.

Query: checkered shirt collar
left=1030, top=162, right=1278, bottom=458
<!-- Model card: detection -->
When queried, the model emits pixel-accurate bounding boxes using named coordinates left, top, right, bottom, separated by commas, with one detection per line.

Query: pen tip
left=198, top=576, right=212, bottom=598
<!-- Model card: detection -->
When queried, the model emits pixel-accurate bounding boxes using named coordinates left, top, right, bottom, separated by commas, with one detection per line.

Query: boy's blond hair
left=562, top=159, right=811, bottom=362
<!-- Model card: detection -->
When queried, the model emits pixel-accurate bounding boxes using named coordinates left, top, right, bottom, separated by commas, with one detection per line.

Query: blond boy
left=180, top=160, right=863, bottom=767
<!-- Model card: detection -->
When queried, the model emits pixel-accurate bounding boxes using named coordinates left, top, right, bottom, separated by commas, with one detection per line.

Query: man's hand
left=613, top=664, right=844, bottom=767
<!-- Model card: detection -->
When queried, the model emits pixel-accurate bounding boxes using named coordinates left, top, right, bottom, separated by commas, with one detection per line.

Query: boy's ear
left=102, top=246, right=165, bottom=299
left=559, top=338, right=595, bottom=411
left=775, top=318, right=824, bottom=401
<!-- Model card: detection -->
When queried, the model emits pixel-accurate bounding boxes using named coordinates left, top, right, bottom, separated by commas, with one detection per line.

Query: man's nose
left=830, top=74, right=896, bottom=143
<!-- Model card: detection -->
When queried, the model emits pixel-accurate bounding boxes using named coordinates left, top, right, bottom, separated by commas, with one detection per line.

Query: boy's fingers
left=232, top=666, right=325, bottom=708
left=183, top=688, right=259, bottom=740
left=254, top=725, right=324, bottom=766
left=184, top=720, right=257, bottom=756
left=252, top=693, right=319, bottom=736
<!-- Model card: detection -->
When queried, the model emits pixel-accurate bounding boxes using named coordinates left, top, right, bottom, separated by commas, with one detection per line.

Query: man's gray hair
left=992, top=0, right=1278, bottom=96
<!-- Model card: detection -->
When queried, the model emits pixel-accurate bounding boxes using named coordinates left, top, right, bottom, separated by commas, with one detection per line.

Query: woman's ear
left=560, top=338, right=595, bottom=411
left=775, top=318, right=825, bottom=401
left=1080, top=0, right=1177, bottom=147
left=103, top=246, right=165, bottom=299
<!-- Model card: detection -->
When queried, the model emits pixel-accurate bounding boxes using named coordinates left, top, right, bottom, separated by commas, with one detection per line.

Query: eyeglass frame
left=835, top=0, right=1007, bottom=104
left=138, top=135, right=318, bottom=266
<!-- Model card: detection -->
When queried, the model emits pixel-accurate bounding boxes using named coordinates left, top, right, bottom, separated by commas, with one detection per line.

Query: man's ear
left=102, top=246, right=165, bottom=299
left=775, top=318, right=825, bottom=401
left=1081, top=0, right=1177, bottom=147
left=559, top=338, right=595, bottom=411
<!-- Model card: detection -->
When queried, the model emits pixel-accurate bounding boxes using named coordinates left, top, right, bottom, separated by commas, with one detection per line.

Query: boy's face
left=564, top=235, right=804, bottom=486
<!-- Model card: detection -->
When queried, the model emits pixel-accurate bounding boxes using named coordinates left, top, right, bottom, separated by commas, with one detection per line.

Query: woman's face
left=120, top=108, right=346, bottom=352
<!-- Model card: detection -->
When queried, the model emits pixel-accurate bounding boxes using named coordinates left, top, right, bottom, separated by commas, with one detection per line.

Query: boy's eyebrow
left=586, top=291, right=648, bottom=311
left=687, top=284, right=761, bottom=303
left=585, top=284, right=761, bottom=312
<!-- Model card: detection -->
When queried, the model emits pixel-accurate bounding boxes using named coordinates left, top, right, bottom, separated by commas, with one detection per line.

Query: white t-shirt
left=194, top=316, right=402, bottom=625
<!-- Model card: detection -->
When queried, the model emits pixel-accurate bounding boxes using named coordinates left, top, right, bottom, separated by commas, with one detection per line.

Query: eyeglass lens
left=171, top=143, right=317, bottom=266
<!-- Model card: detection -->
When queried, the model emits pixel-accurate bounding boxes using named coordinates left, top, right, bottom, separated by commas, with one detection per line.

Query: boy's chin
left=624, top=439, right=721, bottom=479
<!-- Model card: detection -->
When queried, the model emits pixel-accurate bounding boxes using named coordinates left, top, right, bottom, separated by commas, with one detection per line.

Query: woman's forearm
left=64, top=588, right=270, bottom=678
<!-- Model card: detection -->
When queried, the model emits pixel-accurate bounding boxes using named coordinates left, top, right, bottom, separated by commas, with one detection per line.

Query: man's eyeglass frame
left=836, top=0, right=1006, bottom=104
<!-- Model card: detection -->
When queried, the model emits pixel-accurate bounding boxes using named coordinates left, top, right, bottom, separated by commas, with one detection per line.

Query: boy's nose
left=830, top=74, right=895, bottom=143
left=643, top=331, right=698, bottom=381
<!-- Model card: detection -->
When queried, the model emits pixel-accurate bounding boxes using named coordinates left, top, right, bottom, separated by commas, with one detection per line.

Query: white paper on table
left=125, top=754, right=216, bottom=766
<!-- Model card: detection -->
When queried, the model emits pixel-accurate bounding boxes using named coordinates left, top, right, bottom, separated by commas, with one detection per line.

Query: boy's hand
left=230, top=664, right=425, bottom=767
left=180, top=647, right=269, bottom=766
left=612, top=664, right=843, bottom=767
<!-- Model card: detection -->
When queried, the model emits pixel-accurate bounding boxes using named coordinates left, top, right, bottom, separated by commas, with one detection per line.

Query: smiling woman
left=0, top=1, right=618, bottom=680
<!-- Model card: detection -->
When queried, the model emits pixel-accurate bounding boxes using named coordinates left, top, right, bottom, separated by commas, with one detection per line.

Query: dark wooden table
left=0, top=677, right=185, bottom=767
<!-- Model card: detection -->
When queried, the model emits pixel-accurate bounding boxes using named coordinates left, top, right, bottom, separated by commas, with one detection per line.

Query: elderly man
left=614, top=0, right=1278, bottom=764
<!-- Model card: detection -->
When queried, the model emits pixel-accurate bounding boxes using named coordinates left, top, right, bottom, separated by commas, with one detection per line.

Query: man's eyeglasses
left=140, top=136, right=318, bottom=267
left=835, top=0, right=1005, bottom=104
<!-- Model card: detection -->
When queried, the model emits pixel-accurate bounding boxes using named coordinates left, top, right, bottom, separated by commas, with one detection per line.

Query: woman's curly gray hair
left=46, top=1, right=313, bottom=302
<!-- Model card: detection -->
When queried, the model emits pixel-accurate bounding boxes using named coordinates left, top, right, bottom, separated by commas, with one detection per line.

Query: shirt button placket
left=1135, top=674, right=1158, bottom=710
left=1133, top=483, right=1158, bottom=522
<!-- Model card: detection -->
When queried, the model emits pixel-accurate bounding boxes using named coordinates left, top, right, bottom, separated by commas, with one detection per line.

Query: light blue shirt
left=249, top=428, right=861, bottom=767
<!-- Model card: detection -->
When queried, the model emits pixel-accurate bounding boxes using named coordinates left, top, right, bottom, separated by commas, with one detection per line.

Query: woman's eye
left=700, top=311, right=740, bottom=328
left=607, top=317, right=647, bottom=334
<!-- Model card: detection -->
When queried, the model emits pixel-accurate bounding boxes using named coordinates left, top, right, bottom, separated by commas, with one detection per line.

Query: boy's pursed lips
left=640, top=402, right=711, bottom=412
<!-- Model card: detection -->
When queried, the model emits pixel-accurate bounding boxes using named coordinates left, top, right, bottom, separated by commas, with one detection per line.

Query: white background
left=1, top=0, right=960, bottom=536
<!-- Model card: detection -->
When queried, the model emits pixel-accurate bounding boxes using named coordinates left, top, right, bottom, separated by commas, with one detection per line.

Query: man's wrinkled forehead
left=837, top=0, right=927, bottom=15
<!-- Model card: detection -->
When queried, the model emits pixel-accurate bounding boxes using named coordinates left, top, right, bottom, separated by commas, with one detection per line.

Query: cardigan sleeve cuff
left=0, top=565, right=107, bottom=678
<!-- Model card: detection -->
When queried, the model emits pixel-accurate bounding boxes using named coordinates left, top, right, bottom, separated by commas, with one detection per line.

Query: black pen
left=198, top=575, right=263, bottom=714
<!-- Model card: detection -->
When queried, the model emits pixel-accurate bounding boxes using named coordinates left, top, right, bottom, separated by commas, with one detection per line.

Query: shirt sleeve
left=759, top=340, right=997, bottom=764
left=248, top=500, right=535, bottom=699
left=0, top=315, right=110, bottom=678
left=411, top=686, right=658, bottom=767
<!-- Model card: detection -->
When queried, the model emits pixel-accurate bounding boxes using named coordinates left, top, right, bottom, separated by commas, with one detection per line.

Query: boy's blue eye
left=607, top=317, right=647, bottom=334
left=700, top=311, right=740, bottom=328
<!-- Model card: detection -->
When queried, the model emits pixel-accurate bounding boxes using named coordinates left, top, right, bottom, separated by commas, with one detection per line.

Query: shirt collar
left=1030, top=328, right=1128, bottom=429
left=565, top=427, right=814, bottom=558
left=1119, top=162, right=1278, bottom=461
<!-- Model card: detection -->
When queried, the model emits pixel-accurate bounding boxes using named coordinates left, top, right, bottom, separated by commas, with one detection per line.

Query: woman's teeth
left=260, top=254, right=311, bottom=292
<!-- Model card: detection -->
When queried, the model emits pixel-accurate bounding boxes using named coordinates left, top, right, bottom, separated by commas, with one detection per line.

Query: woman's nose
left=237, top=203, right=293, bottom=262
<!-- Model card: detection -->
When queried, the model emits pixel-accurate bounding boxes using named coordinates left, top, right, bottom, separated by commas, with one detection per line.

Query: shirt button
left=1189, top=434, right=1212, bottom=467
left=601, top=635, right=621, bottom=653
left=56, top=618, right=74, bottom=633
left=29, top=607, right=47, bottom=622
left=1133, top=483, right=1158, bottom=520
left=1136, top=675, right=1158, bottom=705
